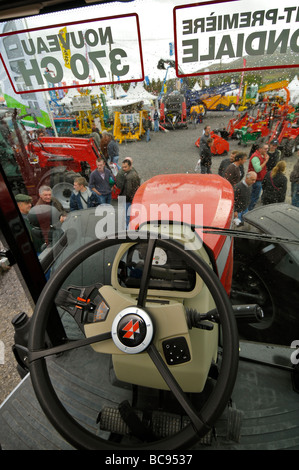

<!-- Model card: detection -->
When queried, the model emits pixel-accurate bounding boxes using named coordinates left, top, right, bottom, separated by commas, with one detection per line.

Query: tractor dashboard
left=117, top=241, right=197, bottom=292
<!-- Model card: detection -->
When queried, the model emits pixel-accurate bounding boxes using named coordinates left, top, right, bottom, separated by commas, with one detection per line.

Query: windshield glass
left=0, top=0, right=299, bottom=405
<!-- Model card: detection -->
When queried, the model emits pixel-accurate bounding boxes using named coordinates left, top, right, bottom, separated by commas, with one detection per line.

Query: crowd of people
left=14, top=116, right=299, bottom=253
left=15, top=116, right=173, bottom=258
left=197, top=124, right=299, bottom=226
left=15, top=152, right=141, bottom=255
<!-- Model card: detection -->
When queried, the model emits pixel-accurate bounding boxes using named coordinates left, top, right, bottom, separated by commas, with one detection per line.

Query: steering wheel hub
left=111, top=306, right=154, bottom=354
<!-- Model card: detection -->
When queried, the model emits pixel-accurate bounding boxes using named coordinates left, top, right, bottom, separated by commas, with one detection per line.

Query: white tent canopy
left=106, top=82, right=158, bottom=112
left=288, top=76, right=299, bottom=104
left=107, top=97, right=146, bottom=109
left=89, top=85, right=106, bottom=96
left=104, top=84, right=127, bottom=100
left=58, top=86, right=82, bottom=105
left=114, top=84, right=127, bottom=98
left=192, top=81, right=201, bottom=91
left=126, top=82, right=158, bottom=105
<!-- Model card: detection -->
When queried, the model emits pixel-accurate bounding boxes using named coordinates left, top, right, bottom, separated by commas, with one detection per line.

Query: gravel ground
left=0, top=260, right=33, bottom=404
left=0, top=110, right=296, bottom=404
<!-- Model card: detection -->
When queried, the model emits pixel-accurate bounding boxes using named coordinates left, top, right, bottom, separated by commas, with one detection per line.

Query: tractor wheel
left=40, top=170, right=81, bottom=210
left=51, top=170, right=80, bottom=210
left=282, top=139, right=296, bottom=158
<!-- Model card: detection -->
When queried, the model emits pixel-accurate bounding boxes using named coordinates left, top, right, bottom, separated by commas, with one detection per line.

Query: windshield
left=0, top=0, right=299, bottom=404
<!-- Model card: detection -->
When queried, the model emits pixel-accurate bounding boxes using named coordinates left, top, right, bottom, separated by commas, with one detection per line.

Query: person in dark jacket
left=70, top=176, right=100, bottom=211
left=290, top=154, right=299, bottom=207
left=35, top=185, right=64, bottom=215
left=266, top=139, right=281, bottom=172
left=198, top=125, right=211, bottom=154
left=116, top=158, right=140, bottom=225
left=89, top=158, right=113, bottom=204
left=261, top=160, right=287, bottom=205
left=100, top=131, right=110, bottom=161
left=218, top=150, right=238, bottom=177
left=200, top=137, right=213, bottom=174
left=233, top=171, right=257, bottom=223
left=224, top=152, right=247, bottom=187
left=143, top=115, right=151, bottom=142
left=248, top=143, right=270, bottom=210
left=107, top=133, right=120, bottom=167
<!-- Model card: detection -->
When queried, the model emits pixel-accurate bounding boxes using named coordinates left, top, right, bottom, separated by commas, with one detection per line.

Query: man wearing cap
left=15, top=193, right=33, bottom=233
left=15, top=193, right=32, bottom=212
left=266, top=140, right=281, bottom=172
left=15, top=194, right=42, bottom=251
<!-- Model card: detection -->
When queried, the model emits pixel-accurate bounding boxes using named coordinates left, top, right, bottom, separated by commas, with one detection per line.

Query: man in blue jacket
left=89, top=158, right=114, bottom=204
left=70, top=176, right=100, bottom=211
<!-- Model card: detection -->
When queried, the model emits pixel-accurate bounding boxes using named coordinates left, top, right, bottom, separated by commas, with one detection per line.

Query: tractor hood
left=131, top=174, right=234, bottom=260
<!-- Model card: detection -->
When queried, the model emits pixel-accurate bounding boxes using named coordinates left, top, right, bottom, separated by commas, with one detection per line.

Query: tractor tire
left=282, top=139, right=296, bottom=158
left=50, top=170, right=79, bottom=187
left=40, top=170, right=81, bottom=210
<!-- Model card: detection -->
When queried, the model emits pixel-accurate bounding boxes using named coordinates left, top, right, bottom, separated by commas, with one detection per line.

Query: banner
left=0, top=20, right=51, bottom=127
left=174, top=0, right=299, bottom=76
left=0, top=13, right=144, bottom=94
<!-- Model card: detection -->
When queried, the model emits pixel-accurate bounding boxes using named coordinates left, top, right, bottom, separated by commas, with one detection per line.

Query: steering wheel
left=28, top=233, right=239, bottom=450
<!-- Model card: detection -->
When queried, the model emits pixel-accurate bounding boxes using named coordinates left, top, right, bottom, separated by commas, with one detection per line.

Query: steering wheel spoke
left=147, top=344, right=209, bottom=435
left=137, top=238, right=157, bottom=307
left=29, top=331, right=112, bottom=362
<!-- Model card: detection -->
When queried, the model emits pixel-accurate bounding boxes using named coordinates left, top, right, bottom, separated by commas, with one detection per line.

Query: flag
left=58, top=27, right=71, bottom=69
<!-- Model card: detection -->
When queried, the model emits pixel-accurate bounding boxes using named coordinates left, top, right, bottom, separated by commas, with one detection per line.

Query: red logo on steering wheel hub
left=122, top=319, right=140, bottom=339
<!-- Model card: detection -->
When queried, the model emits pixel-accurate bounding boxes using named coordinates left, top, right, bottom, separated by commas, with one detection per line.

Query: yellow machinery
left=258, top=80, right=289, bottom=94
left=257, top=80, right=294, bottom=116
left=190, top=104, right=205, bottom=115
left=203, top=94, right=233, bottom=111
left=196, top=82, right=257, bottom=112
left=71, top=92, right=111, bottom=135
left=212, top=82, right=256, bottom=111
left=113, top=110, right=148, bottom=144
left=230, top=82, right=257, bottom=111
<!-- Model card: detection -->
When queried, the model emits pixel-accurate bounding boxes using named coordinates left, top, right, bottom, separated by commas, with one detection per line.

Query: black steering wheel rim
left=28, top=232, right=239, bottom=450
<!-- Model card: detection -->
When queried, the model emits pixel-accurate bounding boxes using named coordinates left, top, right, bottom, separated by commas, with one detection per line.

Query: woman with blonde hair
left=261, top=160, right=287, bottom=205
left=290, top=153, right=299, bottom=207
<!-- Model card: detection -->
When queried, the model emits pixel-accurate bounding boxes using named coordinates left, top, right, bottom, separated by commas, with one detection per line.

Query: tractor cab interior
left=0, top=0, right=299, bottom=452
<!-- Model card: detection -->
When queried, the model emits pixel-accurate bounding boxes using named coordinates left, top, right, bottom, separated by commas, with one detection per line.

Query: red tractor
left=195, top=131, right=229, bottom=156
left=249, top=113, right=299, bottom=158
left=0, top=108, right=104, bottom=207
left=271, top=118, right=299, bottom=157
